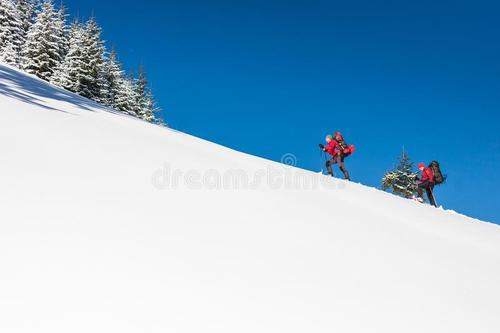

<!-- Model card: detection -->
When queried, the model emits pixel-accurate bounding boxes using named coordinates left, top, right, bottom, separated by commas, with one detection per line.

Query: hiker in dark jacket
left=416, top=162, right=437, bottom=207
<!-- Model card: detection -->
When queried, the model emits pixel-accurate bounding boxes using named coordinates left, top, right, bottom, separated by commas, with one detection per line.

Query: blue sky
left=64, top=0, right=499, bottom=223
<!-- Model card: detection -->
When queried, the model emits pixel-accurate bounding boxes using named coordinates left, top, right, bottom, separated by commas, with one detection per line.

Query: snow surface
left=1, top=63, right=500, bottom=332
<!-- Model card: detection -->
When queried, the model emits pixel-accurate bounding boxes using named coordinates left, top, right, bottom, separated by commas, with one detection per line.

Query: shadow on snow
left=0, top=64, right=117, bottom=116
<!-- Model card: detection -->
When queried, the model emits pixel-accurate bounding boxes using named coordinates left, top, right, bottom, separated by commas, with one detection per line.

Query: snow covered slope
left=1, top=63, right=499, bottom=333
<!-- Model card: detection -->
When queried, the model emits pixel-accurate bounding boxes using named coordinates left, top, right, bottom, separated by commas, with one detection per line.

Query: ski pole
left=429, top=186, right=438, bottom=207
left=319, top=148, right=325, bottom=173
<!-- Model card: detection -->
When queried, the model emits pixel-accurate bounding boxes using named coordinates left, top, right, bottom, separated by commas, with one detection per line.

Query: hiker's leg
left=426, top=186, right=437, bottom=207
left=326, top=159, right=335, bottom=176
left=337, top=154, right=350, bottom=180
left=417, top=182, right=427, bottom=198
left=418, top=181, right=434, bottom=205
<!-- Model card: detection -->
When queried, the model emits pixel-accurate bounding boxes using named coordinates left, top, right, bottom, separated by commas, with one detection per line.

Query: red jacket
left=421, top=167, right=434, bottom=183
left=323, top=140, right=339, bottom=157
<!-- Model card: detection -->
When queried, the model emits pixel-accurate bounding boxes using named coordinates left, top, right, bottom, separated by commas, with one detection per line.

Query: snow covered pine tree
left=22, top=0, right=63, bottom=80
left=0, top=0, right=24, bottom=66
left=50, top=20, right=83, bottom=91
left=382, top=149, right=418, bottom=198
left=134, top=65, right=158, bottom=122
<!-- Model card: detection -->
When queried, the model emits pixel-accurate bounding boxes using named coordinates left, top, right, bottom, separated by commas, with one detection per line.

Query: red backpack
left=334, top=132, right=355, bottom=156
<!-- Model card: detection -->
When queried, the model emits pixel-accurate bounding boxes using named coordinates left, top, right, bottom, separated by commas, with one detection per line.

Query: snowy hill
left=1, top=63, right=500, bottom=333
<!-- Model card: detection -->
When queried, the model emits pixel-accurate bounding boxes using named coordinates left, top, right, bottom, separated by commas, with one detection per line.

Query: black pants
left=326, top=154, right=350, bottom=180
left=417, top=181, right=437, bottom=207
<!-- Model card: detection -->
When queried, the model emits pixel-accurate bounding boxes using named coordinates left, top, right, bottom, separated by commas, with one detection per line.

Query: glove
left=319, top=144, right=324, bottom=149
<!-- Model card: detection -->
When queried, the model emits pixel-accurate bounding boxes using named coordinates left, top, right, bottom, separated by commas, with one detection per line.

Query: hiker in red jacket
left=319, top=133, right=351, bottom=180
left=417, top=162, right=437, bottom=207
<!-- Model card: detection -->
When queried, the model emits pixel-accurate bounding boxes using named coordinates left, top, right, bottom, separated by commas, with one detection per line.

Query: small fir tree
left=382, top=149, right=418, bottom=198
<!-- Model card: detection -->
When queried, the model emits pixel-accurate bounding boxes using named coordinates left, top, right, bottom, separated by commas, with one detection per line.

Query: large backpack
left=334, top=135, right=355, bottom=156
left=429, top=161, right=446, bottom=185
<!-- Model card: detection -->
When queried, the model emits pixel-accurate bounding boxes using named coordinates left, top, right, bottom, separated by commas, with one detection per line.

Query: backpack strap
left=334, top=139, right=348, bottom=151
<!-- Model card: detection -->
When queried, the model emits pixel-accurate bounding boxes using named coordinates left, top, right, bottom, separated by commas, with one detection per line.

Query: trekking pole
left=429, top=186, right=438, bottom=207
left=319, top=148, right=325, bottom=173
